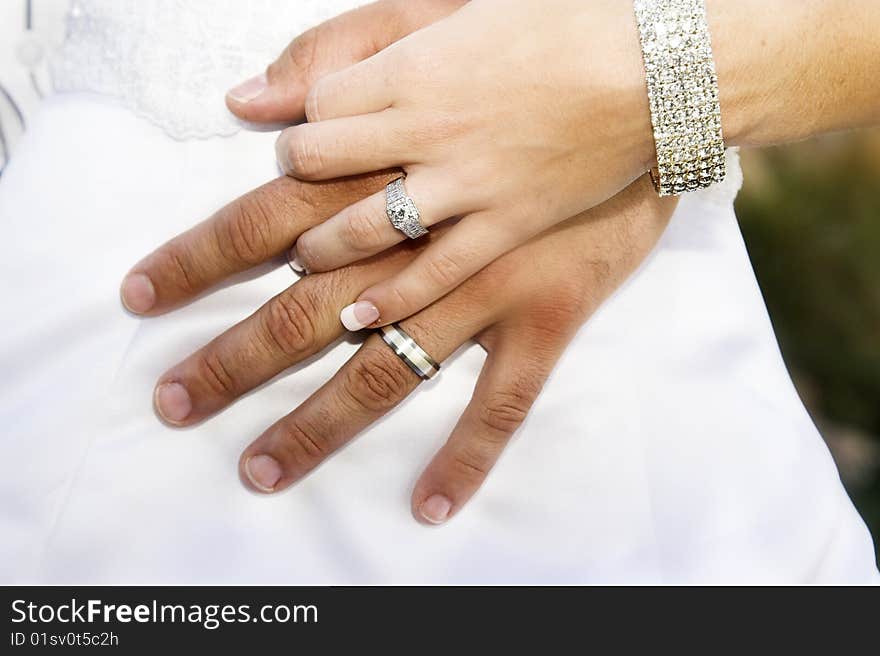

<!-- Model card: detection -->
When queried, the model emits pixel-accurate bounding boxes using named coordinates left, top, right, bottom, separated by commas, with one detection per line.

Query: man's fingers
left=293, top=173, right=466, bottom=273
left=120, top=172, right=394, bottom=316
left=343, top=215, right=522, bottom=330
left=152, top=252, right=408, bottom=426
left=411, top=327, right=564, bottom=524
left=275, top=111, right=413, bottom=181
left=226, top=1, right=403, bottom=124
left=226, top=0, right=468, bottom=124
left=238, top=305, right=488, bottom=495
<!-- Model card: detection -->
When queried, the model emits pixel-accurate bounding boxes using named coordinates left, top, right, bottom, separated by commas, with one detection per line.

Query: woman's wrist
left=708, top=0, right=880, bottom=149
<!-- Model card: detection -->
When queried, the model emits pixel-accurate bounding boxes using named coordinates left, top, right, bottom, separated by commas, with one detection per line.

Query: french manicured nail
left=245, top=455, right=283, bottom=493
left=287, top=245, right=306, bottom=274
left=419, top=495, right=452, bottom=524
left=227, top=73, right=268, bottom=103
left=340, top=301, right=380, bottom=331
left=154, top=382, right=192, bottom=424
left=120, top=273, right=156, bottom=314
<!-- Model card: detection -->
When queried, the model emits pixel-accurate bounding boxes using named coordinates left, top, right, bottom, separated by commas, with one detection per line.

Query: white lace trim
left=47, top=0, right=742, bottom=202
left=50, top=0, right=363, bottom=140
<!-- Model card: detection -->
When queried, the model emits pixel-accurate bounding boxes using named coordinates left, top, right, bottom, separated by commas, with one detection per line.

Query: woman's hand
left=258, top=0, right=880, bottom=331
left=271, top=0, right=658, bottom=328
left=122, top=171, right=675, bottom=523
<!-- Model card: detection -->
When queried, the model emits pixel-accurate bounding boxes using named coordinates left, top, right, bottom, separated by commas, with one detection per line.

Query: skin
left=126, top=171, right=673, bottom=524
left=261, top=0, right=880, bottom=330
left=120, top=0, right=677, bottom=523
left=121, top=0, right=879, bottom=523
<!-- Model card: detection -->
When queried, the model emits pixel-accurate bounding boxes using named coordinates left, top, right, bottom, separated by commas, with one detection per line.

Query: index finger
left=120, top=171, right=396, bottom=316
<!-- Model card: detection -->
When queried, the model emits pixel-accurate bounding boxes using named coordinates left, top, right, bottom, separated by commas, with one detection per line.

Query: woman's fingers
left=411, top=326, right=565, bottom=524
left=342, top=215, right=524, bottom=330
left=153, top=241, right=422, bottom=426
left=304, top=55, right=395, bottom=123
left=239, top=306, right=488, bottom=494
left=293, top=173, right=466, bottom=273
left=275, top=111, right=412, bottom=180
left=120, top=172, right=394, bottom=316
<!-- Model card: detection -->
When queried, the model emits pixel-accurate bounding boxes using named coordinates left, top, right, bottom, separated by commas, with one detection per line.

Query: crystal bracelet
left=633, top=0, right=725, bottom=196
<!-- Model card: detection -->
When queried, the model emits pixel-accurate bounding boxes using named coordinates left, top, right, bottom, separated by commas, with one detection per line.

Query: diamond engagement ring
left=379, top=324, right=440, bottom=380
left=385, top=176, right=428, bottom=239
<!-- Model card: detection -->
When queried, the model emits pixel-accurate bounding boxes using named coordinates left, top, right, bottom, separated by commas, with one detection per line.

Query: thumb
left=225, top=0, right=466, bottom=124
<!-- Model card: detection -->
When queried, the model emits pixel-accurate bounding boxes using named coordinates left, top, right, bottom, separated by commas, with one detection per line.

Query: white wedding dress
left=0, top=0, right=876, bottom=584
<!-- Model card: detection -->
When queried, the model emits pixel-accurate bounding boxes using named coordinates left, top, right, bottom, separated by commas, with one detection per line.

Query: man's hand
left=121, top=0, right=466, bottom=316
left=122, top=171, right=674, bottom=523
left=225, top=0, right=468, bottom=124
left=119, top=0, right=678, bottom=524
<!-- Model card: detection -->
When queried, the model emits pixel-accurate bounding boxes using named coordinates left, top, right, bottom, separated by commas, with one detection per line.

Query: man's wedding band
left=385, top=176, right=428, bottom=240
left=379, top=324, right=440, bottom=380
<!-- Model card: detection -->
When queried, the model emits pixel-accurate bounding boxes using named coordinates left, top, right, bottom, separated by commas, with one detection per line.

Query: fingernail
left=275, top=133, right=290, bottom=172
left=419, top=495, right=453, bottom=524
left=245, top=455, right=283, bottom=493
left=340, top=301, right=380, bottom=331
left=227, top=73, right=268, bottom=103
left=154, top=382, right=192, bottom=424
left=287, top=244, right=307, bottom=274
left=120, top=273, right=156, bottom=314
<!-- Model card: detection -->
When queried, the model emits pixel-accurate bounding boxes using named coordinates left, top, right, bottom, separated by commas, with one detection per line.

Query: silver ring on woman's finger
left=379, top=323, right=440, bottom=380
left=385, top=176, right=428, bottom=240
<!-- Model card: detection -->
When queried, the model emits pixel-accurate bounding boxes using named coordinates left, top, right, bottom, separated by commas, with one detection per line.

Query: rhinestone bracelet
left=633, top=0, right=725, bottom=196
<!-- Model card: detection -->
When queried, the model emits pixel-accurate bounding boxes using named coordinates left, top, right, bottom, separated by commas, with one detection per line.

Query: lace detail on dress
left=691, top=148, right=743, bottom=206
left=47, top=0, right=744, bottom=202
left=50, top=0, right=364, bottom=140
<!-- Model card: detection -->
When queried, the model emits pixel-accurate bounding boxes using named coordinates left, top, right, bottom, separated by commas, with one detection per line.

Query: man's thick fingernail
left=154, top=382, right=192, bottom=424
left=419, top=495, right=452, bottom=524
left=120, top=273, right=156, bottom=314
left=227, top=73, right=268, bottom=103
left=340, top=301, right=380, bottom=331
left=287, top=245, right=307, bottom=274
left=245, top=455, right=283, bottom=493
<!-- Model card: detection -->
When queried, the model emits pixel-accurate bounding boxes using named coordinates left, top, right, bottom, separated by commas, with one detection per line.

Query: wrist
left=704, top=0, right=804, bottom=147
left=707, top=0, right=880, bottom=148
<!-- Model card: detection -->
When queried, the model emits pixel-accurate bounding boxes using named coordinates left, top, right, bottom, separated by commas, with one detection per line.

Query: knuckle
left=260, top=287, right=319, bottom=357
left=382, top=284, right=412, bottom=317
left=277, top=417, right=330, bottom=470
left=477, top=389, right=534, bottom=435
left=286, top=129, right=325, bottom=178
left=449, top=446, right=490, bottom=482
left=341, top=204, right=386, bottom=252
left=422, top=252, right=465, bottom=289
left=155, top=242, right=199, bottom=296
left=218, top=197, right=274, bottom=266
left=275, top=27, right=320, bottom=81
left=531, top=292, right=590, bottom=331
left=196, top=350, right=238, bottom=399
left=408, top=111, right=467, bottom=151
left=342, top=347, right=412, bottom=413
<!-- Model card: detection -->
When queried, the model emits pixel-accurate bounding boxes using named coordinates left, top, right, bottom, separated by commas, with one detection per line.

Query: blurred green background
left=735, top=129, right=880, bottom=563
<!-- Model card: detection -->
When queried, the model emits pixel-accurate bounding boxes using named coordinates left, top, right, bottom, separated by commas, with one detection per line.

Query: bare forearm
left=711, top=0, right=880, bottom=148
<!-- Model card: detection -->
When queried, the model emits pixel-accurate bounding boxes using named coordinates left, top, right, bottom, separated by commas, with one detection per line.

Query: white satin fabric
left=0, top=1, right=876, bottom=584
